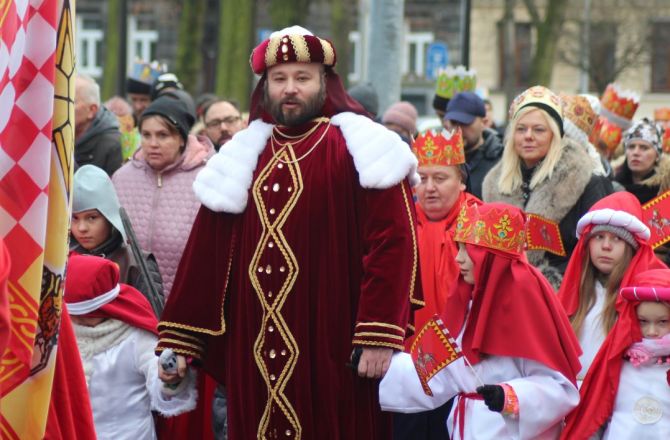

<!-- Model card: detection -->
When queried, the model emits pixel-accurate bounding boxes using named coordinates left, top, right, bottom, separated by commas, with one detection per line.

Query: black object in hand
left=346, top=347, right=363, bottom=371
left=476, top=384, right=505, bottom=412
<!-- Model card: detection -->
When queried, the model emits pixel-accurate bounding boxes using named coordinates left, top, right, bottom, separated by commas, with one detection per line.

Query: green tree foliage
left=101, top=0, right=122, bottom=100
left=330, top=0, right=351, bottom=88
left=269, top=0, right=311, bottom=28
left=175, top=0, right=206, bottom=93
left=215, top=0, right=254, bottom=110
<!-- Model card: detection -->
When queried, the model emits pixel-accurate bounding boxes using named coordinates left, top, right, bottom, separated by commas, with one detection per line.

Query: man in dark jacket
left=74, top=74, right=123, bottom=176
left=444, top=92, right=503, bottom=199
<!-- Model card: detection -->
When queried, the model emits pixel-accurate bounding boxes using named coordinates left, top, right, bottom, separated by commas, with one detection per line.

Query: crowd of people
left=5, top=23, right=668, bottom=439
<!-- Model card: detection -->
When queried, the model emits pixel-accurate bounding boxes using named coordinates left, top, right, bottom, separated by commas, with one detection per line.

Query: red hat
left=453, top=202, right=527, bottom=256
left=620, top=268, right=670, bottom=302
left=64, top=254, right=158, bottom=335
left=250, top=26, right=336, bottom=75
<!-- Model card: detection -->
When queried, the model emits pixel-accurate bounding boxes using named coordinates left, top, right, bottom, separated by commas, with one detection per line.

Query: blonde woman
left=483, top=86, right=613, bottom=288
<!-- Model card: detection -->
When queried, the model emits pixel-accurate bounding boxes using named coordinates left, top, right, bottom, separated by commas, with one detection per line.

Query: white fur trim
left=193, top=114, right=420, bottom=214
left=151, top=369, right=198, bottom=417
left=331, top=112, right=420, bottom=188
left=67, top=284, right=120, bottom=315
left=576, top=208, right=650, bottom=240
left=193, top=120, right=273, bottom=213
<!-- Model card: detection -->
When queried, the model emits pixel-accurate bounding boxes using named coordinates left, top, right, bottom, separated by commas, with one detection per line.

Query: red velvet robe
left=158, top=119, right=421, bottom=439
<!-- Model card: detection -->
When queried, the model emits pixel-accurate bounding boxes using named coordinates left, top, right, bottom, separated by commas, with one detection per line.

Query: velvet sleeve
left=156, top=205, right=238, bottom=361
left=352, top=178, right=423, bottom=350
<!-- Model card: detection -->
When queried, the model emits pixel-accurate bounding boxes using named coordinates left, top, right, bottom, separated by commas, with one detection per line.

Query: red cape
left=561, top=268, right=670, bottom=439
left=442, top=244, right=582, bottom=384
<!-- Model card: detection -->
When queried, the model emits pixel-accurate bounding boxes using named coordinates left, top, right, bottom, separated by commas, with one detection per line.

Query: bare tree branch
left=522, top=0, right=541, bottom=27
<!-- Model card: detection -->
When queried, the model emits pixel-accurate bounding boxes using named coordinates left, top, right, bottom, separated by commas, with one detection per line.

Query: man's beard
left=265, top=82, right=326, bottom=127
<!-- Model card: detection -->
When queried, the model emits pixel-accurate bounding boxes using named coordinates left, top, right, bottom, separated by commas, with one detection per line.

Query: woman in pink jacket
left=112, top=96, right=214, bottom=298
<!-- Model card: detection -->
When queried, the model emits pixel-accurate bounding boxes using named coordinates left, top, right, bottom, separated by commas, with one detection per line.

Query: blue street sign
left=425, top=42, right=449, bottom=81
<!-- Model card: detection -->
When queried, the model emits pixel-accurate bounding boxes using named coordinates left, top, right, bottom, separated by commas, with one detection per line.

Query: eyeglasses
left=205, top=116, right=241, bottom=128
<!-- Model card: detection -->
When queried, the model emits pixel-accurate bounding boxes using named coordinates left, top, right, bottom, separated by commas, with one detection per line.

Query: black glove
left=346, top=347, right=363, bottom=371
left=476, top=384, right=505, bottom=412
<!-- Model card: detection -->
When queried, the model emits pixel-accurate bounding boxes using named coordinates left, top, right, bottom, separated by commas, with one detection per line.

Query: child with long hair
left=380, top=202, right=581, bottom=439
left=558, top=192, right=666, bottom=385
left=561, top=268, right=670, bottom=439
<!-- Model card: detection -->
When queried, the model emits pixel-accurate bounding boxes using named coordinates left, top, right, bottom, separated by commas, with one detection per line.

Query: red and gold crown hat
left=561, top=93, right=597, bottom=136
left=600, top=83, right=639, bottom=122
left=412, top=128, right=465, bottom=167
left=250, top=25, right=336, bottom=75
left=454, top=202, right=527, bottom=256
left=654, top=107, right=670, bottom=122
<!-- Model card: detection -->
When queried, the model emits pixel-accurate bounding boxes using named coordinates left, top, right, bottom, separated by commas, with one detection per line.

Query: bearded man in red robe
left=156, top=26, right=422, bottom=439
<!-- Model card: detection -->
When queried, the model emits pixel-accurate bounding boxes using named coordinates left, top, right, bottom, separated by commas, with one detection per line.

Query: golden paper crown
left=561, top=94, right=597, bottom=135
left=412, top=129, right=465, bottom=166
left=454, top=203, right=526, bottom=256
left=434, top=66, right=477, bottom=99
left=600, top=83, right=639, bottom=121
left=654, top=107, right=670, bottom=122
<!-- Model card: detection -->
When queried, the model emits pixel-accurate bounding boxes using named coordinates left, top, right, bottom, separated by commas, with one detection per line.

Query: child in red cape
left=557, top=191, right=666, bottom=386
left=561, top=268, right=670, bottom=439
left=380, top=202, right=581, bottom=439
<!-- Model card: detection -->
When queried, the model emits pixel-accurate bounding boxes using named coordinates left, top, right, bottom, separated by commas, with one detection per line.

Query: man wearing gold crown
left=394, top=129, right=481, bottom=438
left=155, top=26, right=422, bottom=438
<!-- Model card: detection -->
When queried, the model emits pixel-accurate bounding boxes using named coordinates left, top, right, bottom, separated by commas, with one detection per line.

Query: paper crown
left=412, top=128, right=465, bottom=166
left=663, top=128, right=670, bottom=154
left=596, top=116, right=623, bottom=153
left=654, top=107, right=670, bottom=122
left=561, top=94, right=597, bottom=136
left=434, top=66, right=477, bottom=99
left=454, top=203, right=527, bottom=256
left=250, top=26, right=336, bottom=75
left=129, top=59, right=166, bottom=84
left=600, top=83, right=639, bottom=123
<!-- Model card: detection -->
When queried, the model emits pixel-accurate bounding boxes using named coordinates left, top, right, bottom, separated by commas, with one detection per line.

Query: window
left=128, top=16, right=158, bottom=66
left=402, top=32, right=434, bottom=78
left=76, top=15, right=103, bottom=77
left=498, top=22, right=532, bottom=89
left=651, top=21, right=670, bottom=92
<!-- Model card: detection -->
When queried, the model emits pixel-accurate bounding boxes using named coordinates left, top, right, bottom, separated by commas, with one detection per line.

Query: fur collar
left=193, top=113, right=419, bottom=213
left=640, top=155, right=670, bottom=193
left=483, top=138, right=594, bottom=266
left=483, top=137, right=593, bottom=223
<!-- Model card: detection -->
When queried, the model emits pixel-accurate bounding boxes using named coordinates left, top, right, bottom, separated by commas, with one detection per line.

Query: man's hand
left=158, top=353, right=188, bottom=385
left=356, top=347, right=393, bottom=379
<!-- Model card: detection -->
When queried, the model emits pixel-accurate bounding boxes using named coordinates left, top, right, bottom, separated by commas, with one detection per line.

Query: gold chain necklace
left=274, top=117, right=330, bottom=139
left=271, top=123, right=331, bottom=165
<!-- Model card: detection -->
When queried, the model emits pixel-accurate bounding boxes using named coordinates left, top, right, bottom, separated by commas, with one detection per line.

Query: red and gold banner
left=526, top=213, right=567, bottom=257
left=410, top=315, right=463, bottom=396
left=642, top=190, right=670, bottom=249
left=0, top=1, right=78, bottom=437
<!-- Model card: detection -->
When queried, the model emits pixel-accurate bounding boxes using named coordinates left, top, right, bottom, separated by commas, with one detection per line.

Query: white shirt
left=578, top=281, right=608, bottom=384
left=601, top=361, right=670, bottom=439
